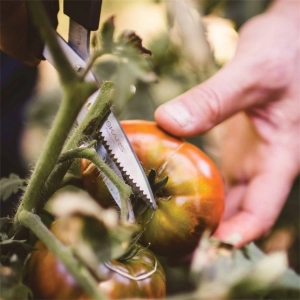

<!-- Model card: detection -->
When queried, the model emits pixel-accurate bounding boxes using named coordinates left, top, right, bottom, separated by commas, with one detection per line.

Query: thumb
left=154, top=58, right=262, bottom=137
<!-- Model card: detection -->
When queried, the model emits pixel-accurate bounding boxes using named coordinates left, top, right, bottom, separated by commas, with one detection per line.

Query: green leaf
left=0, top=265, right=32, bottom=300
left=0, top=217, right=12, bottom=246
left=46, top=190, right=137, bottom=280
left=57, top=140, right=97, bottom=164
left=278, top=268, right=300, bottom=290
left=147, top=169, right=156, bottom=187
left=100, top=16, right=116, bottom=53
left=190, top=236, right=300, bottom=300
left=0, top=235, right=34, bottom=252
left=117, top=30, right=152, bottom=56
left=93, top=22, right=156, bottom=115
left=0, top=174, right=26, bottom=201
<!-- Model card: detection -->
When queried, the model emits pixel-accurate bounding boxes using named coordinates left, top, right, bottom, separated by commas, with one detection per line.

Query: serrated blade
left=95, top=143, right=135, bottom=222
left=99, top=112, right=157, bottom=210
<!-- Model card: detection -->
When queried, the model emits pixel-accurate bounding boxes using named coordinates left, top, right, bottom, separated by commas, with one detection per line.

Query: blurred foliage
left=24, top=88, right=62, bottom=129
left=0, top=263, right=32, bottom=300
left=218, top=0, right=271, bottom=29
left=45, top=189, right=137, bottom=279
left=0, top=173, right=26, bottom=202
left=158, top=236, right=300, bottom=300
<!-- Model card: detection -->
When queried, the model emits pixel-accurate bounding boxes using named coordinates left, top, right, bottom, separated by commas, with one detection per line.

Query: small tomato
left=27, top=218, right=166, bottom=299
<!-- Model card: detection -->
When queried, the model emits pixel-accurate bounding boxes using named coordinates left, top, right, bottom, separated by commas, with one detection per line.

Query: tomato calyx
left=147, top=169, right=171, bottom=201
left=130, top=168, right=171, bottom=218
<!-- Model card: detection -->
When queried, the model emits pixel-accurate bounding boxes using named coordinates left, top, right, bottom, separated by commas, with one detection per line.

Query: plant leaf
left=0, top=265, right=32, bottom=300
left=0, top=235, right=35, bottom=252
left=93, top=19, right=156, bottom=115
left=118, top=30, right=152, bottom=56
left=0, top=174, right=26, bottom=201
left=46, top=190, right=137, bottom=280
left=191, top=236, right=300, bottom=300
left=0, top=217, right=12, bottom=246
left=100, top=15, right=116, bottom=53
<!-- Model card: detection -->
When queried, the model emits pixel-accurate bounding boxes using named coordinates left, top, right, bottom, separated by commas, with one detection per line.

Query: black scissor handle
left=63, top=0, right=102, bottom=31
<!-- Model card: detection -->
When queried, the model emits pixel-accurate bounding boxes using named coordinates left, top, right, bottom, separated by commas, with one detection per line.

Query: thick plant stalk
left=18, top=211, right=108, bottom=300
left=40, top=82, right=115, bottom=203
left=14, top=84, right=95, bottom=226
left=13, top=0, right=96, bottom=228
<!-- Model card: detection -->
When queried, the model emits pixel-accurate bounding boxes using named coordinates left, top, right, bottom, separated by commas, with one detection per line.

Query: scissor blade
left=68, top=19, right=90, bottom=61
left=96, top=143, right=135, bottom=222
left=99, top=112, right=157, bottom=210
left=43, top=35, right=156, bottom=210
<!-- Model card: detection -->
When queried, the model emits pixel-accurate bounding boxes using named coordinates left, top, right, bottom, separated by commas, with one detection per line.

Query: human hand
left=0, top=0, right=58, bottom=66
left=155, top=0, right=300, bottom=247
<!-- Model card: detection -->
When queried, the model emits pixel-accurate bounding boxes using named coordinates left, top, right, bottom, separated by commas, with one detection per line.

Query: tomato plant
left=82, top=120, right=225, bottom=256
left=27, top=217, right=166, bottom=299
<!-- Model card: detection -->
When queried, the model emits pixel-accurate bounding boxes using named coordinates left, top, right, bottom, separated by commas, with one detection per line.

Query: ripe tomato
left=27, top=218, right=166, bottom=299
left=82, top=120, right=224, bottom=256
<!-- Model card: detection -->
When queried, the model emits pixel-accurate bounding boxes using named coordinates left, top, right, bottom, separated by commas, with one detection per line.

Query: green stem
left=14, top=83, right=95, bottom=228
left=18, top=211, right=107, bottom=300
left=57, top=140, right=98, bottom=164
left=80, top=148, right=132, bottom=222
left=13, top=0, right=98, bottom=229
left=64, top=82, right=114, bottom=151
left=40, top=82, right=114, bottom=204
left=60, top=175, right=85, bottom=190
left=80, top=50, right=105, bottom=80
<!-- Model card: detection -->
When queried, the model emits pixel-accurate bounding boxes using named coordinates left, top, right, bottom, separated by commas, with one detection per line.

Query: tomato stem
left=80, top=149, right=132, bottom=222
left=14, top=83, right=95, bottom=229
left=79, top=49, right=105, bottom=80
left=18, top=211, right=108, bottom=300
left=12, top=0, right=97, bottom=231
left=39, top=82, right=114, bottom=205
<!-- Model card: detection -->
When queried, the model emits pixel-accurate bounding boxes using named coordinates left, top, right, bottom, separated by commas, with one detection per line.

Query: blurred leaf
left=0, top=174, right=26, bottom=202
left=190, top=235, right=300, bottom=300
left=166, top=0, right=217, bottom=82
left=46, top=190, right=137, bottom=280
left=93, top=18, right=156, bottom=115
left=273, top=267, right=300, bottom=291
left=0, top=217, right=12, bottom=245
left=0, top=255, right=32, bottom=300
left=229, top=252, right=288, bottom=299
left=25, top=88, right=61, bottom=128
left=0, top=266, right=32, bottom=300
left=100, top=16, right=116, bottom=53
left=241, top=242, right=267, bottom=262
left=0, top=219, right=34, bottom=263
left=0, top=217, right=12, bottom=233
left=118, top=30, right=152, bottom=56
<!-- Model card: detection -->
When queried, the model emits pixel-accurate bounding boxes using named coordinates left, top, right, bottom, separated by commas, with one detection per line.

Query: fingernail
left=162, top=102, right=191, bottom=128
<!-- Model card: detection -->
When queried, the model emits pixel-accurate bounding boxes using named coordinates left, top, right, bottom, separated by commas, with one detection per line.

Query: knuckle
left=253, top=55, right=292, bottom=91
left=194, top=86, right=223, bottom=130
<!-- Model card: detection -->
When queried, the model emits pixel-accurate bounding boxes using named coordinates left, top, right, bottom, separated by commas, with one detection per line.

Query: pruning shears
left=42, top=0, right=156, bottom=218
